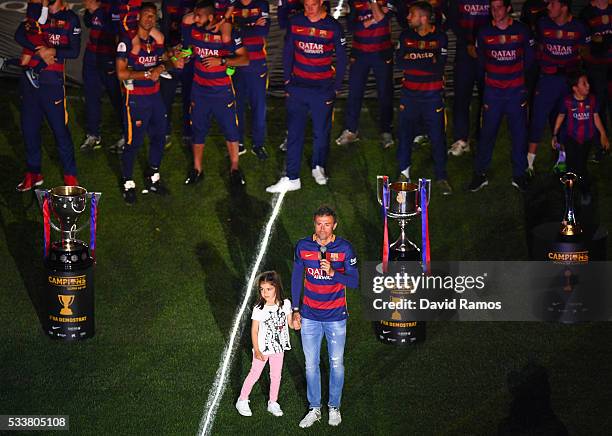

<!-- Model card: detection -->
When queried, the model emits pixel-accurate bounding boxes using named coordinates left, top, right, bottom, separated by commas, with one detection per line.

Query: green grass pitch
left=1, top=79, right=611, bottom=435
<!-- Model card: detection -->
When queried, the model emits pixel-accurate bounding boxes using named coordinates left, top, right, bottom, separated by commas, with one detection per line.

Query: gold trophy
left=58, top=294, right=75, bottom=315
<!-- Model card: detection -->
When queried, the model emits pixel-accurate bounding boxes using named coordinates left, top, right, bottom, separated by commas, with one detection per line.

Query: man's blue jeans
left=301, top=317, right=347, bottom=409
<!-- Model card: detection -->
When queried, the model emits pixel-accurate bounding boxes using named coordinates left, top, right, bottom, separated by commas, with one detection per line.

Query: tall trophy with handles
left=374, top=176, right=430, bottom=345
left=35, top=186, right=101, bottom=341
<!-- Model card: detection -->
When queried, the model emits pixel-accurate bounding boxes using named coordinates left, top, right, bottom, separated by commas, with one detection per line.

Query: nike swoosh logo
left=52, top=326, right=60, bottom=330
left=435, top=107, right=443, bottom=112
left=54, top=100, right=63, bottom=105
left=305, top=253, right=314, bottom=257
left=382, top=330, right=391, bottom=334
left=227, top=101, right=235, bottom=108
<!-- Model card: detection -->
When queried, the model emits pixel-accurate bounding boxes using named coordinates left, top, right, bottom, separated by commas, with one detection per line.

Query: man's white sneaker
left=267, top=401, right=283, bottom=417
left=335, top=129, right=359, bottom=145
left=311, top=165, right=328, bottom=185
left=328, top=407, right=342, bottom=426
left=80, top=134, right=101, bottom=150
left=299, top=408, right=321, bottom=428
left=266, top=177, right=301, bottom=193
left=235, top=399, right=252, bottom=417
left=448, top=139, right=470, bottom=156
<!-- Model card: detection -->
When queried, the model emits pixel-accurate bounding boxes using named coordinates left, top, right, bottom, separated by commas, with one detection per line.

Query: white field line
left=197, top=191, right=287, bottom=436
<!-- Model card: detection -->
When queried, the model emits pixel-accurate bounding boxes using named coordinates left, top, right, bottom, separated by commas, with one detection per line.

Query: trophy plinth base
left=44, top=241, right=95, bottom=341
left=530, top=222, right=608, bottom=261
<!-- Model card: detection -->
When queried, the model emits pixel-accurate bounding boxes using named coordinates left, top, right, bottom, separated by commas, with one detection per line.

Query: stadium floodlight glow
left=197, top=191, right=287, bottom=436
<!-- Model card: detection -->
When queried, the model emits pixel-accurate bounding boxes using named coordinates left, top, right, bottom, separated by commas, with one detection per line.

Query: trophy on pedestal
left=373, top=176, right=430, bottom=345
left=35, top=186, right=101, bottom=341
left=559, top=172, right=582, bottom=238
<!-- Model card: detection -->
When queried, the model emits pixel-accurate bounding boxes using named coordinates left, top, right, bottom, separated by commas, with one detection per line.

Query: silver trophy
left=377, top=176, right=430, bottom=257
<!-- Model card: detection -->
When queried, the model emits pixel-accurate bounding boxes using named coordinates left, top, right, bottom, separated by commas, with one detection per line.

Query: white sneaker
left=335, top=129, right=359, bottom=145
left=80, top=134, right=101, bottom=150
left=299, top=408, right=321, bottom=428
left=311, top=165, right=328, bottom=185
left=160, top=71, right=173, bottom=80
left=328, top=407, right=342, bottom=426
left=381, top=132, right=394, bottom=149
left=266, top=177, right=301, bottom=193
left=448, top=139, right=470, bottom=156
left=267, top=401, right=283, bottom=417
left=413, top=134, right=429, bottom=145
left=235, top=399, right=252, bottom=417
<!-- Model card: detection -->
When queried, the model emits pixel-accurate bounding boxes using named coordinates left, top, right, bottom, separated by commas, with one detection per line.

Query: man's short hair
left=195, top=0, right=215, bottom=11
left=314, top=206, right=337, bottom=223
left=491, top=0, right=512, bottom=8
left=557, top=0, right=572, bottom=9
left=140, top=2, right=157, bottom=14
left=409, top=1, right=434, bottom=19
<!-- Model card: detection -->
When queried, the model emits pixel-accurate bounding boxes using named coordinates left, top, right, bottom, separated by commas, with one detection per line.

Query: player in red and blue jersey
left=527, top=0, right=589, bottom=173
left=160, top=0, right=196, bottom=147
left=80, top=0, right=124, bottom=152
left=447, top=0, right=490, bottom=156
left=14, top=0, right=81, bottom=191
left=391, top=0, right=447, bottom=29
left=277, top=0, right=331, bottom=30
left=181, top=0, right=250, bottom=188
left=468, top=0, right=534, bottom=193
left=266, top=0, right=348, bottom=193
left=116, top=3, right=175, bottom=204
left=335, top=0, right=394, bottom=150
left=395, top=1, right=452, bottom=194
left=233, top=0, right=270, bottom=159
left=552, top=72, right=609, bottom=203
left=290, top=206, right=358, bottom=427
left=580, top=0, right=611, bottom=162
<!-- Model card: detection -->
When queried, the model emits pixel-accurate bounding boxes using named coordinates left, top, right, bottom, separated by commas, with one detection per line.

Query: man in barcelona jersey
left=291, top=206, right=358, bottom=428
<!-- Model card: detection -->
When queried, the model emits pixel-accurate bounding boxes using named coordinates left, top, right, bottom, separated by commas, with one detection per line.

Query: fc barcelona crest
left=242, top=9, right=249, bottom=17
left=309, top=27, right=316, bottom=36
left=602, top=15, right=609, bottom=25
left=556, top=30, right=563, bottom=38
left=499, top=35, right=506, bottom=44
left=330, top=253, right=339, bottom=261
left=320, top=30, right=328, bottom=37
left=418, top=41, right=426, bottom=49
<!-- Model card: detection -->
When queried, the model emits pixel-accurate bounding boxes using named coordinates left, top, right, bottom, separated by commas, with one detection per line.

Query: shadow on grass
left=0, top=155, right=47, bottom=329
left=498, top=360, right=568, bottom=435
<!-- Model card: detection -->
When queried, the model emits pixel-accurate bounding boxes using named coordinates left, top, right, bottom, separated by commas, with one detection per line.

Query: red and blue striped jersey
left=580, top=3, right=611, bottom=65
left=347, top=0, right=393, bottom=57
left=116, top=0, right=141, bottom=34
left=395, top=26, right=447, bottom=97
left=283, top=13, right=348, bottom=91
left=15, top=8, right=82, bottom=85
left=84, top=7, right=117, bottom=65
left=183, top=24, right=244, bottom=95
left=162, top=0, right=196, bottom=47
left=116, top=35, right=165, bottom=95
left=391, top=0, right=447, bottom=29
left=477, top=19, right=535, bottom=90
left=22, top=4, right=45, bottom=56
left=291, top=235, right=359, bottom=322
left=233, top=0, right=270, bottom=70
left=536, top=16, right=590, bottom=74
left=277, top=0, right=331, bottom=30
left=448, top=0, right=490, bottom=47
left=559, top=94, right=599, bottom=143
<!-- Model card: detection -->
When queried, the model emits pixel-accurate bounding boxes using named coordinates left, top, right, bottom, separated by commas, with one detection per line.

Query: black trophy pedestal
left=373, top=247, right=426, bottom=345
left=44, top=240, right=95, bottom=341
left=529, top=222, right=608, bottom=261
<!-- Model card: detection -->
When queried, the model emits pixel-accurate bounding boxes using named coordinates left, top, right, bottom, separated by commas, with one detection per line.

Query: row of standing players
left=8, top=0, right=611, bottom=202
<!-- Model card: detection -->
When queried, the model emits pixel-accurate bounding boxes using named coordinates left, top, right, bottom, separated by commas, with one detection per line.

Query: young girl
left=236, top=271, right=292, bottom=417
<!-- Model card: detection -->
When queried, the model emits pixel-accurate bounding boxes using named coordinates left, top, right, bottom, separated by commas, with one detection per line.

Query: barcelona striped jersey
left=291, top=235, right=359, bottom=322
left=15, top=8, right=82, bottom=85
left=283, top=13, right=348, bottom=91
left=116, top=35, right=165, bottom=95
left=477, top=19, right=535, bottom=90
left=182, top=25, right=244, bottom=95
left=448, top=0, right=490, bottom=47
left=348, top=0, right=393, bottom=57
left=580, top=2, right=611, bottom=65
left=559, top=94, right=599, bottom=144
left=233, top=0, right=270, bottom=71
left=395, top=26, right=447, bottom=97
left=535, top=15, right=590, bottom=74
left=84, top=7, right=117, bottom=67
